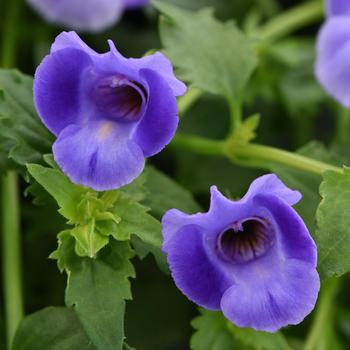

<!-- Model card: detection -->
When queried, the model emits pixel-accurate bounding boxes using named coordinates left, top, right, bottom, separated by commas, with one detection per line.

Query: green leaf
left=61, top=234, right=135, bottom=350
left=191, top=310, right=241, bottom=350
left=230, top=114, right=260, bottom=145
left=27, top=163, right=86, bottom=221
left=226, top=324, right=290, bottom=350
left=143, top=165, right=201, bottom=217
left=191, top=310, right=290, bottom=350
left=112, top=194, right=162, bottom=248
left=316, top=168, right=350, bottom=279
left=0, top=69, right=52, bottom=170
left=154, top=1, right=257, bottom=100
left=12, top=307, right=97, bottom=350
left=71, top=219, right=109, bottom=258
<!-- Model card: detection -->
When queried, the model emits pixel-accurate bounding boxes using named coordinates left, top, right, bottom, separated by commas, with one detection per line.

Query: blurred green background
left=2, top=0, right=350, bottom=349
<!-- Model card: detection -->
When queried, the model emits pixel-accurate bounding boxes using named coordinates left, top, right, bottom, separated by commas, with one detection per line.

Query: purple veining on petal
left=162, top=174, right=320, bottom=332
left=217, top=217, right=274, bottom=264
left=93, top=75, right=148, bottom=122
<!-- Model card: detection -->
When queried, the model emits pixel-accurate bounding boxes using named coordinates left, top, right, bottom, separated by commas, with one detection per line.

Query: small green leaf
left=316, top=168, right=350, bottom=279
left=12, top=307, right=96, bottom=350
left=27, top=163, right=86, bottom=221
left=191, top=310, right=291, bottom=350
left=64, top=236, right=135, bottom=350
left=226, top=323, right=291, bottom=350
left=112, top=194, right=162, bottom=249
left=230, top=114, right=260, bottom=145
left=71, top=219, right=109, bottom=258
left=191, top=310, right=241, bottom=350
left=154, top=1, right=257, bottom=100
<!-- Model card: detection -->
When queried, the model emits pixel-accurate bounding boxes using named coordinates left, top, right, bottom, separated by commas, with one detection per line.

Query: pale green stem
left=303, top=278, right=339, bottom=350
left=172, top=134, right=343, bottom=176
left=335, top=107, right=350, bottom=145
left=258, top=0, right=324, bottom=41
left=1, top=174, right=24, bottom=347
left=1, top=0, right=24, bottom=347
left=178, top=88, right=202, bottom=116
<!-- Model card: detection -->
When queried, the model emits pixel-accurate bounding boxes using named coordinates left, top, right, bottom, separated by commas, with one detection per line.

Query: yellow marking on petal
left=97, top=122, right=114, bottom=140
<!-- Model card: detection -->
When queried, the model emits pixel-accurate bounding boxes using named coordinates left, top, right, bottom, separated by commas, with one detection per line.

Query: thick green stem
left=258, top=0, right=324, bottom=41
left=1, top=0, right=24, bottom=347
left=335, top=107, right=350, bottom=145
left=233, top=143, right=342, bottom=176
left=172, top=134, right=342, bottom=176
left=228, top=98, right=242, bottom=133
left=1, top=174, right=24, bottom=346
left=178, top=88, right=202, bottom=116
left=172, top=134, right=227, bottom=156
left=303, top=278, right=339, bottom=350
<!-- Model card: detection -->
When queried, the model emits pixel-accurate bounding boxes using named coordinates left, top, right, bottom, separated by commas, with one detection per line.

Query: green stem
left=1, top=0, right=24, bottom=347
left=233, top=143, right=341, bottom=176
left=258, top=0, right=324, bottom=41
left=228, top=97, right=242, bottom=133
left=178, top=88, right=202, bottom=116
left=335, top=107, right=350, bottom=145
left=172, top=134, right=227, bottom=156
left=1, top=174, right=23, bottom=347
left=303, top=278, right=339, bottom=350
left=172, top=134, right=343, bottom=176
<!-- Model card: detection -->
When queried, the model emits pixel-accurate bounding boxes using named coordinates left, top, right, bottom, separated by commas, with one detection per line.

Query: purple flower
left=34, top=31, right=186, bottom=190
left=162, top=174, right=320, bottom=332
left=326, top=0, right=350, bottom=16
left=315, top=0, right=350, bottom=107
left=27, top=0, right=149, bottom=32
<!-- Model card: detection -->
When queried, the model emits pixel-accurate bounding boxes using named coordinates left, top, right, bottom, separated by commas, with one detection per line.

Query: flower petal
left=124, top=0, right=149, bottom=9
left=129, top=53, right=187, bottom=96
left=51, top=31, right=98, bottom=55
left=327, top=0, right=350, bottom=17
left=162, top=186, right=246, bottom=252
left=27, top=0, right=124, bottom=32
left=53, top=120, right=144, bottom=191
left=254, top=193, right=317, bottom=265
left=34, top=48, right=92, bottom=135
left=243, top=173, right=301, bottom=205
left=221, top=257, right=320, bottom=332
left=315, top=18, right=350, bottom=108
left=133, top=69, right=179, bottom=157
left=166, top=224, right=232, bottom=309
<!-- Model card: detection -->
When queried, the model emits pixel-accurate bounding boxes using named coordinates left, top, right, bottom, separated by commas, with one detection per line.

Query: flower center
left=94, top=75, right=147, bottom=122
left=217, top=217, right=274, bottom=264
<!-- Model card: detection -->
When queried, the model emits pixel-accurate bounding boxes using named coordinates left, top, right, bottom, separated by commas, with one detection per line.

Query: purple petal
left=34, top=48, right=92, bottom=135
left=327, top=0, right=350, bottom=17
left=133, top=69, right=179, bottom=157
left=127, top=52, right=187, bottom=96
left=27, top=0, right=124, bottom=32
left=166, top=224, right=232, bottom=309
left=221, top=257, right=320, bottom=332
left=51, top=31, right=98, bottom=55
left=254, top=194, right=317, bottom=265
left=243, top=173, right=301, bottom=205
left=162, top=186, right=247, bottom=252
left=124, top=0, right=149, bottom=9
left=53, top=121, right=144, bottom=191
left=315, top=18, right=350, bottom=108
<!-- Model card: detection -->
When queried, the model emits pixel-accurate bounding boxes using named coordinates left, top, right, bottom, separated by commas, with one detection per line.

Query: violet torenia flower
left=315, top=0, right=350, bottom=107
left=27, top=0, right=149, bottom=33
left=34, top=31, right=186, bottom=190
left=162, top=174, right=320, bottom=332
